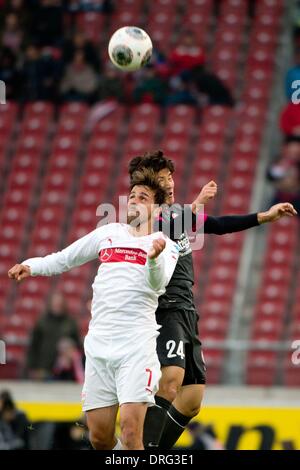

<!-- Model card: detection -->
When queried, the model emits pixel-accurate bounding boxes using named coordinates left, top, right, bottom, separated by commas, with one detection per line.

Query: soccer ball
left=108, top=26, right=153, bottom=71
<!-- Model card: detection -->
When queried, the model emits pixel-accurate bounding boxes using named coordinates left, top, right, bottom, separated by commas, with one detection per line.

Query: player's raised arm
left=191, top=180, right=218, bottom=214
left=146, top=237, right=178, bottom=292
left=204, top=202, right=297, bottom=234
left=8, top=226, right=108, bottom=281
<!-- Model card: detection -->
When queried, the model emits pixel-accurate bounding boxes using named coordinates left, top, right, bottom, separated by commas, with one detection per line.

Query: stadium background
left=0, top=0, right=299, bottom=450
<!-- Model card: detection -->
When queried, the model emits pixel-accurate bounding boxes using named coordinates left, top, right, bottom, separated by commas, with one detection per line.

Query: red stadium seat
left=0, top=224, right=23, bottom=243
left=13, top=296, right=45, bottom=321
left=203, top=349, right=225, bottom=384
left=246, top=350, right=277, bottom=386
left=282, top=354, right=300, bottom=387
left=0, top=259, right=14, bottom=278
left=215, top=232, right=244, bottom=250
left=199, top=317, right=228, bottom=338
left=26, top=241, right=58, bottom=258
left=24, top=102, right=54, bottom=119
left=35, top=206, right=66, bottom=227
left=60, top=102, right=89, bottom=118
left=18, top=278, right=51, bottom=298
left=253, top=300, right=287, bottom=320
left=220, top=192, right=251, bottom=213
left=208, top=266, right=237, bottom=284
left=20, top=115, right=51, bottom=137
left=251, top=318, right=283, bottom=341
left=0, top=241, right=21, bottom=260
left=210, top=246, right=241, bottom=267
left=204, top=281, right=236, bottom=302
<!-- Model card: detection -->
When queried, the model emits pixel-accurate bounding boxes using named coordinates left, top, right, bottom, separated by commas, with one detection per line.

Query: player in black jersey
left=128, top=150, right=297, bottom=449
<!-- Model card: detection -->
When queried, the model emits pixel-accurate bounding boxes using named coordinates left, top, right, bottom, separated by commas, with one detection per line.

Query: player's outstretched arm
left=191, top=180, right=217, bottom=214
left=8, top=264, right=31, bottom=283
left=257, top=202, right=297, bottom=223
left=204, top=202, right=297, bottom=235
left=7, top=226, right=108, bottom=279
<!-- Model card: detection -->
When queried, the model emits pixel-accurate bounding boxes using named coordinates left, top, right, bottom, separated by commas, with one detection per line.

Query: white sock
left=113, top=438, right=123, bottom=450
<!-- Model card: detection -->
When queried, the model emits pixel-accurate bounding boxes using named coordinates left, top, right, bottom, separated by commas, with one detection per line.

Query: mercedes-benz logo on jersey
left=100, top=248, right=113, bottom=262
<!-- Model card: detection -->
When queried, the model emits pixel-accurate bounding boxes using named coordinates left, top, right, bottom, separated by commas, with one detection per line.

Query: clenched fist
left=148, top=238, right=166, bottom=260
left=192, top=180, right=218, bottom=213
left=8, top=264, right=31, bottom=283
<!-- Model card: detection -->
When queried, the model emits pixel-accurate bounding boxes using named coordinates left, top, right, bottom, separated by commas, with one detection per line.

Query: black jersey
left=155, top=204, right=259, bottom=309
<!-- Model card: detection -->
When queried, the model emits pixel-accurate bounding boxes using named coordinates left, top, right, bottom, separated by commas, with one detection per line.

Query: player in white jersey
left=8, top=169, right=179, bottom=450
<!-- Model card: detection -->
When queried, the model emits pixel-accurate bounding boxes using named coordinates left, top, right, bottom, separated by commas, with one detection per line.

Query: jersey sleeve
left=204, top=214, right=259, bottom=234
left=22, top=225, right=109, bottom=276
left=145, top=236, right=179, bottom=292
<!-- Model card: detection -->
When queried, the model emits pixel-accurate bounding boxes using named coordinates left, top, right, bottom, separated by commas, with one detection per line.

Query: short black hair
left=130, top=168, right=167, bottom=205
left=0, top=390, right=15, bottom=411
left=128, top=150, right=175, bottom=178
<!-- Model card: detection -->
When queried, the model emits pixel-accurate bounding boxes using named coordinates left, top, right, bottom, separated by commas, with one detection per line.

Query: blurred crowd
left=268, top=15, right=300, bottom=214
left=0, top=388, right=90, bottom=449
left=0, top=387, right=223, bottom=450
left=0, top=390, right=29, bottom=449
left=0, top=0, right=234, bottom=106
left=25, top=292, right=84, bottom=383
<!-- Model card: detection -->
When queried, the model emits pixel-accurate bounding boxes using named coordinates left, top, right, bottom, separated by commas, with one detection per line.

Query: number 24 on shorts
left=166, top=340, right=185, bottom=359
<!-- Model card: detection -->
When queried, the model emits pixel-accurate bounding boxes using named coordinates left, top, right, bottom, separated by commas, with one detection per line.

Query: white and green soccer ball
left=108, top=26, right=153, bottom=71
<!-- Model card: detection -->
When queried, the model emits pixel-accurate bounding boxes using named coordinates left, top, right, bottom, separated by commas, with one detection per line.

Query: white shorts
left=81, top=332, right=161, bottom=411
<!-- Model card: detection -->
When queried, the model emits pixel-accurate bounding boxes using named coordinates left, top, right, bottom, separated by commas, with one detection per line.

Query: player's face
left=127, top=185, right=156, bottom=225
left=157, top=168, right=175, bottom=205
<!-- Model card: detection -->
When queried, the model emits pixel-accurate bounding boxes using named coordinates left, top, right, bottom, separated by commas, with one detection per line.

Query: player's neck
left=128, top=219, right=153, bottom=237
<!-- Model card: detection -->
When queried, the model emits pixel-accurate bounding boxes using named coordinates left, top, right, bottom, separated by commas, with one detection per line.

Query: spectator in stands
left=52, top=337, right=84, bottom=383
left=1, top=13, right=23, bottom=53
left=26, top=292, right=81, bottom=381
left=168, top=30, right=205, bottom=78
left=0, top=390, right=30, bottom=450
left=267, top=142, right=300, bottom=215
left=0, top=47, right=20, bottom=99
left=5, top=0, right=25, bottom=13
left=63, top=31, right=101, bottom=72
left=52, top=416, right=90, bottom=450
left=190, top=65, right=234, bottom=107
left=19, top=43, right=59, bottom=101
left=98, top=61, right=126, bottom=102
left=280, top=102, right=300, bottom=139
left=29, top=0, right=64, bottom=47
left=60, top=50, right=99, bottom=103
left=66, top=0, right=113, bottom=13
left=285, top=48, right=300, bottom=101
left=165, top=74, right=197, bottom=106
left=133, top=64, right=168, bottom=105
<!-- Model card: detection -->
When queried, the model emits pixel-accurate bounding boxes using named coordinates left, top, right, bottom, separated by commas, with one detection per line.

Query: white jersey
left=23, top=223, right=179, bottom=338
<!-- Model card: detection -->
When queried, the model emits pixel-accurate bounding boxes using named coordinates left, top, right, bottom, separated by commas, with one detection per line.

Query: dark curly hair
left=128, top=150, right=175, bottom=179
left=130, top=168, right=167, bottom=205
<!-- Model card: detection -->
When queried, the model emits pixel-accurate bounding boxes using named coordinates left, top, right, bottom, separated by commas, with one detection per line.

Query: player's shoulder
left=161, top=203, right=184, bottom=219
left=93, top=222, right=125, bottom=237
left=96, top=222, right=124, bottom=230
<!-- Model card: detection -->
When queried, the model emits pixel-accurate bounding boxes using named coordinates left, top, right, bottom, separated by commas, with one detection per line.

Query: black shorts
left=156, top=307, right=206, bottom=385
